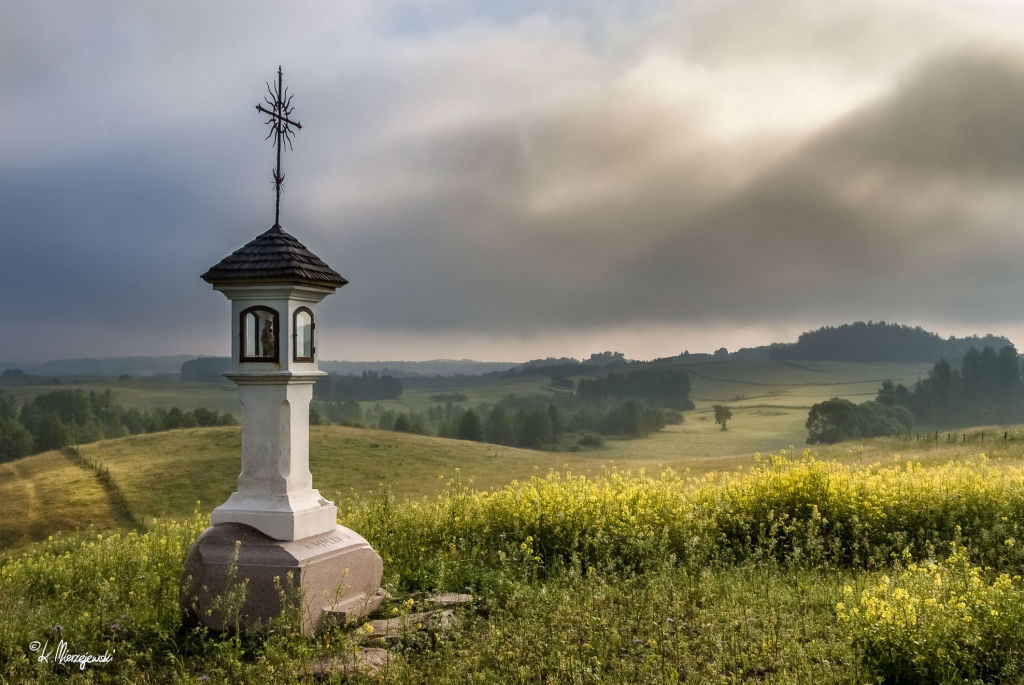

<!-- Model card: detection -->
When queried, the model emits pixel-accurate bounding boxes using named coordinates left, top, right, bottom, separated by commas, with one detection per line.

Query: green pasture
left=679, top=359, right=930, bottom=406
left=4, top=417, right=1024, bottom=551
left=1, top=358, right=931, bottom=428
left=0, top=358, right=949, bottom=550
left=0, top=450, right=129, bottom=548
left=9, top=443, right=1024, bottom=682
left=3, top=358, right=1021, bottom=683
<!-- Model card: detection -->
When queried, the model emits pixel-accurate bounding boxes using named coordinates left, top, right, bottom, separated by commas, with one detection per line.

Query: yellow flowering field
left=2, top=452, right=1024, bottom=682
left=839, top=548, right=1024, bottom=682
left=344, top=452, right=1024, bottom=584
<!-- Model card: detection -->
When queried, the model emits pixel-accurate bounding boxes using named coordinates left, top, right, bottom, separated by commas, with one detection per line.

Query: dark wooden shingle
left=201, top=225, right=348, bottom=288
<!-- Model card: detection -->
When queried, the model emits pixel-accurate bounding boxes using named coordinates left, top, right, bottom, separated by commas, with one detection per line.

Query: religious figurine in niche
left=241, top=307, right=278, bottom=361
left=260, top=319, right=275, bottom=357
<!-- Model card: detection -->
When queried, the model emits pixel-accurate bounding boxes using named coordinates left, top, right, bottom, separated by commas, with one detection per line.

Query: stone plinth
left=182, top=523, right=384, bottom=635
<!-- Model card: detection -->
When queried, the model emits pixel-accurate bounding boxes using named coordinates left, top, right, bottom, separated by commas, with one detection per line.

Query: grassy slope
left=4, top=421, right=1020, bottom=551
left=0, top=450, right=127, bottom=547
left=0, top=359, right=947, bottom=548
left=73, top=426, right=567, bottom=525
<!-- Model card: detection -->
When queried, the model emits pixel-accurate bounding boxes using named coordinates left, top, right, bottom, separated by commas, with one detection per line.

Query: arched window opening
left=294, top=307, right=314, bottom=362
left=240, top=307, right=279, bottom=362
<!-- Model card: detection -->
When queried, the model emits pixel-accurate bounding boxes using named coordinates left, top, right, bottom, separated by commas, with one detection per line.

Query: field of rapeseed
left=3, top=452, right=1024, bottom=682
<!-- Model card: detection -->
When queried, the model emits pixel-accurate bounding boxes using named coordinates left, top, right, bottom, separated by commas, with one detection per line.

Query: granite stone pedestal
left=182, top=522, right=385, bottom=635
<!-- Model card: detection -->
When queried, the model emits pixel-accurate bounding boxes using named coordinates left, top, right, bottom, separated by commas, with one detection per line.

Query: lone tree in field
left=713, top=404, right=733, bottom=431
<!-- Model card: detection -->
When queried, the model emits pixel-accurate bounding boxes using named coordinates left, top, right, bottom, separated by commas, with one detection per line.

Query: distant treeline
left=805, top=344, right=1024, bottom=443
left=400, top=351, right=631, bottom=391
left=178, top=357, right=519, bottom=381
left=313, top=366, right=691, bottom=450
left=576, top=368, right=694, bottom=410
left=313, top=371, right=402, bottom=402
left=180, top=357, right=231, bottom=382
left=509, top=351, right=628, bottom=378
left=770, top=321, right=1010, bottom=363
left=0, top=389, right=236, bottom=462
left=331, top=397, right=680, bottom=450
left=877, top=345, right=1024, bottom=425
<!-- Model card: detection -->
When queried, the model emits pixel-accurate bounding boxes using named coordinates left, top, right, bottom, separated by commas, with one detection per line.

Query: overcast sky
left=3, top=0, right=1024, bottom=363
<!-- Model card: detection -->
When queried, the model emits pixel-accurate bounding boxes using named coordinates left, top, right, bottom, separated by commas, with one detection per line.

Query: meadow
left=0, top=358, right=931, bottom=546
left=6, top=358, right=1013, bottom=683
left=5, top=441, right=1024, bottom=682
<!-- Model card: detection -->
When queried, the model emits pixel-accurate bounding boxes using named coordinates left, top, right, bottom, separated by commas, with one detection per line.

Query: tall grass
left=4, top=453, right=1024, bottom=682
left=344, top=453, right=1024, bottom=590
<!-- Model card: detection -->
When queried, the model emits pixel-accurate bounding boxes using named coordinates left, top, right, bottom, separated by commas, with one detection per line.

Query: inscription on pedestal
left=304, top=533, right=347, bottom=550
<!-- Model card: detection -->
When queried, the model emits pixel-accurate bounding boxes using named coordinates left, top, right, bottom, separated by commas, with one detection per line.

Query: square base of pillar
left=212, top=491, right=337, bottom=541
left=181, top=523, right=384, bottom=635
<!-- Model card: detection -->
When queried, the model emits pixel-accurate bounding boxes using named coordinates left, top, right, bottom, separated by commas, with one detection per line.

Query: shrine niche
left=240, top=306, right=279, bottom=362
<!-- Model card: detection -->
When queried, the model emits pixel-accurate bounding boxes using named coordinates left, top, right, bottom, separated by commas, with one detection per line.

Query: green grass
left=70, top=426, right=569, bottom=526
left=2, top=359, right=1020, bottom=682
left=0, top=450, right=128, bottom=548
left=2, top=359, right=930, bottom=468
left=364, top=359, right=931, bottom=471
left=8, top=449, right=1024, bottom=682
left=679, top=359, right=930, bottom=406
left=2, top=420, right=1021, bottom=551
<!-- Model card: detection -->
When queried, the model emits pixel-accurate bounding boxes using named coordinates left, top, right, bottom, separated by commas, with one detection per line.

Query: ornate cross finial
left=256, top=66, right=303, bottom=228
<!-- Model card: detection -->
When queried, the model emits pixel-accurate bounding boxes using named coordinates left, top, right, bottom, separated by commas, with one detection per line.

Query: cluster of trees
left=510, top=351, right=628, bottom=377
left=576, top=368, right=694, bottom=410
left=876, top=345, right=1024, bottom=425
left=770, top=321, right=1010, bottom=363
left=392, top=398, right=676, bottom=449
left=446, top=404, right=568, bottom=449
left=805, top=344, right=1024, bottom=443
left=313, top=372, right=402, bottom=402
left=0, top=389, right=236, bottom=462
left=309, top=399, right=363, bottom=426
left=314, top=394, right=680, bottom=450
left=309, top=365, right=693, bottom=451
left=806, top=398, right=914, bottom=444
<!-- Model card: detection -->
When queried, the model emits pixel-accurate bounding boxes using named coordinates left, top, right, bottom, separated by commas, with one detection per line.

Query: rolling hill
left=0, top=358, right=947, bottom=549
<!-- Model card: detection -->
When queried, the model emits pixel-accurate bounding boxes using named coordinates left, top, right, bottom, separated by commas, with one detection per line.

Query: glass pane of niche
left=295, top=309, right=313, bottom=360
left=243, top=308, right=277, bottom=360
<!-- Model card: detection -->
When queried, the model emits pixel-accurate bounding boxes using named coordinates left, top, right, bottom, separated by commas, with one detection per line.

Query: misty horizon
left=2, top=319, right=1017, bottom=373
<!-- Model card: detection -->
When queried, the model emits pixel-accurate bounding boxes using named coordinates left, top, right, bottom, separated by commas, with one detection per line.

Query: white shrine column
left=185, top=69, right=383, bottom=635
left=200, top=228, right=349, bottom=541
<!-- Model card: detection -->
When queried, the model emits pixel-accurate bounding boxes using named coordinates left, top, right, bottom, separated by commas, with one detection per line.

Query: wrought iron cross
left=256, top=66, right=303, bottom=227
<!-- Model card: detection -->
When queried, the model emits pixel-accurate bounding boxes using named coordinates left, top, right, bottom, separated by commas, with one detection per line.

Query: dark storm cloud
left=635, top=50, right=1024, bottom=324
left=4, top=1, right=1024, bottom=360
left=314, top=48, right=1024, bottom=338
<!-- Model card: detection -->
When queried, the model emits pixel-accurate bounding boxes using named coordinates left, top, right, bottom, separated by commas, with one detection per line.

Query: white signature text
left=29, top=639, right=115, bottom=671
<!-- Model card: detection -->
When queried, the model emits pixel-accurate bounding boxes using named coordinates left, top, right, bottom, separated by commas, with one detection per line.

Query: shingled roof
left=201, top=225, right=348, bottom=288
